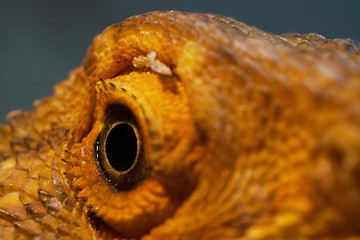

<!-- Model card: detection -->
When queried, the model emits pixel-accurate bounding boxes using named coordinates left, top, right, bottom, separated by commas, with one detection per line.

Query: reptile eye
left=95, top=105, right=151, bottom=191
left=76, top=73, right=197, bottom=238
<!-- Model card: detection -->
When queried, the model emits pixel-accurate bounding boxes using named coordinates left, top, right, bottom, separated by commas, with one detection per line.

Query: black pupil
left=105, top=123, right=138, bottom=172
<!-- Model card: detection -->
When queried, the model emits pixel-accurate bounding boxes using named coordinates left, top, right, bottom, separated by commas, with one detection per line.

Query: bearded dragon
left=0, top=11, right=359, bottom=239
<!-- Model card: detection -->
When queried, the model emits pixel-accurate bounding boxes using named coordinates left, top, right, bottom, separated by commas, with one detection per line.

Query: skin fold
left=0, top=11, right=359, bottom=239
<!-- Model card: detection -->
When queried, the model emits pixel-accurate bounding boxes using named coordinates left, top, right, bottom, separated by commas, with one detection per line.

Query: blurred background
left=0, top=0, right=359, bottom=123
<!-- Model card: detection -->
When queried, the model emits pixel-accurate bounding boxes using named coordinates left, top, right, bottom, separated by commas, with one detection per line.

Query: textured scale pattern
left=0, top=11, right=360, bottom=239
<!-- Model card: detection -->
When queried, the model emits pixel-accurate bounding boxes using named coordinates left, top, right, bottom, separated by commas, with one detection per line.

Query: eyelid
left=69, top=72, right=202, bottom=238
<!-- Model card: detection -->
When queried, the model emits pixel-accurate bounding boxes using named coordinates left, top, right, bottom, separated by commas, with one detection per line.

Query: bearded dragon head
left=0, top=11, right=360, bottom=239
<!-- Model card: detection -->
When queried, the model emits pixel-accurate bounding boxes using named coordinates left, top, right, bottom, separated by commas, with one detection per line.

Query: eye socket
left=95, top=105, right=151, bottom=191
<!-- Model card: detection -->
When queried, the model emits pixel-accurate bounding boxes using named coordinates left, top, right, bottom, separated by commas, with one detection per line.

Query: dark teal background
left=1, top=0, right=359, bottom=123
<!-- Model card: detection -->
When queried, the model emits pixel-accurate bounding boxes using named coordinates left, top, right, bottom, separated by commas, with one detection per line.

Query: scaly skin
left=0, top=11, right=360, bottom=239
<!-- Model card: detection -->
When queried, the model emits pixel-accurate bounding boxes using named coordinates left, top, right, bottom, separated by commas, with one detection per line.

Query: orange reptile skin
left=0, top=11, right=360, bottom=239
